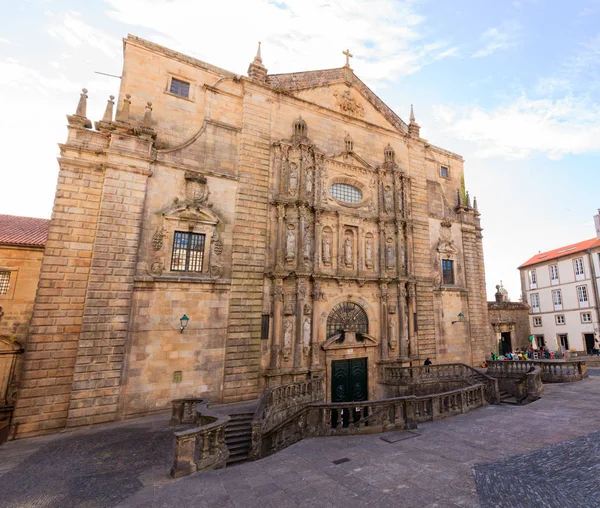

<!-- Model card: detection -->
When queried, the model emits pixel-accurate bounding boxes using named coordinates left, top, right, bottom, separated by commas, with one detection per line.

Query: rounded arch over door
left=326, top=302, right=369, bottom=338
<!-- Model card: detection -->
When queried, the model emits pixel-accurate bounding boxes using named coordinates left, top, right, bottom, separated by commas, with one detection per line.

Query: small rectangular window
left=442, top=259, right=454, bottom=285
left=533, top=316, right=542, bottom=327
left=440, top=166, right=449, bottom=178
left=0, top=271, right=10, bottom=295
left=556, top=314, right=565, bottom=325
left=581, top=312, right=592, bottom=323
left=528, top=269, right=537, bottom=288
left=261, top=315, right=270, bottom=340
left=170, top=231, right=205, bottom=272
left=536, top=334, right=545, bottom=348
left=169, top=78, right=190, bottom=98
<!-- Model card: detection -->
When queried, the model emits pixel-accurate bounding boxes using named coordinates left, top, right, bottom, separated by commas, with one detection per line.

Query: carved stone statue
left=303, top=318, right=311, bottom=356
left=305, top=168, right=313, bottom=195
left=303, top=227, right=311, bottom=260
left=283, top=320, right=292, bottom=360
left=365, top=238, right=373, bottom=267
left=322, top=236, right=331, bottom=264
left=344, top=237, right=353, bottom=266
left=388, top=317, right=397, bottom=350
left=386, top=240, right=395, bottom=269
left=289, top=163, right=298, bottom=195
left=384, top=187, right=393, bottom=213
left=286, top=229, right=296, bottom=261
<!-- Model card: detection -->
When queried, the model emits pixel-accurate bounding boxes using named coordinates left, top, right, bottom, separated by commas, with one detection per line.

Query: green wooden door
left=331, top=358, right=368, bottom=402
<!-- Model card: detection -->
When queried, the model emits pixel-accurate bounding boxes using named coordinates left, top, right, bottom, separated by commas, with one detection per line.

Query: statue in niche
left=303, top=226, right=311, bottom=260
left=289, top=163, right=298, bottom=195
left=384, top=187, right=393, bottom=213
left=344, top=237, right=353, bottom=266
left=397, top=189, right=404, bottom=213
left=386, top=239, right=395, bottom=269
left=322, top=235, right=331, bottom=264
left=303, top=318, right=311, bottom=356
left=305, top=168, right=313, bottom=195
left=365, top=238, right=373, bottom=267
left=286, top=229, right=296, bottom=261
left=283, top=320, right=293, bottom=360
left=388, top=317, right=397, bottom=350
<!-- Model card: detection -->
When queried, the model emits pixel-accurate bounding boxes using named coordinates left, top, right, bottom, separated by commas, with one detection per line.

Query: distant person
left=424, top=357, right=432, bottom=373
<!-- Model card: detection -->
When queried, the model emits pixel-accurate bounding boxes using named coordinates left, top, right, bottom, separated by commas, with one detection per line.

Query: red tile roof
left=519, top=237, right=600, bottom=269
left=0, top=215, right=49, bottom=247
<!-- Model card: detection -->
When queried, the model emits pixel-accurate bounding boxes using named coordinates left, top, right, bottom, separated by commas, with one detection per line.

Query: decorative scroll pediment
left=321, top=331, right=378, bottom=350
left=162, top=202, right=220, bottom=225
left=0, top=336, right=23, bottom=353
left=327, top=152, right=374, bottom=171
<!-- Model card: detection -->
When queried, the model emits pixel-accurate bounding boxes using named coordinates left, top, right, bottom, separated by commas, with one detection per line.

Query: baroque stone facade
left=11, top=36, right=490, bottom=438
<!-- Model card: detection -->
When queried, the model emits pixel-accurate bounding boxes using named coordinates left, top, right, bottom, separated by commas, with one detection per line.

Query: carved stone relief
left=386, top=238, right=395, bottom=269
left=344, top=236, right=353, bottom=267
left=388, top=317, right=397, bottom=351
left=289, top=162, right=298, bottom=196
left=152, top=227, right=166, bottom=251
left=302, top=225, right=311, bottom=261
left=333, top=88, right=365, bottom=117
left=283, top=320, right=293, bottom=361
left=322, top=229, right=332, bottom=265
left=286, top=226, right=296, bottom=262
left=303, top=318, right=311, bottom=357
left=147, top=259, right=164, bottom=276
left=384, top=186, right=393, bottom=213
left=365, top=236, right=374, bottom=268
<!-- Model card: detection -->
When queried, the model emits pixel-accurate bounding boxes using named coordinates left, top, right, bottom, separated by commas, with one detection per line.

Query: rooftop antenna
left=95, top=71, right=121, bottom=79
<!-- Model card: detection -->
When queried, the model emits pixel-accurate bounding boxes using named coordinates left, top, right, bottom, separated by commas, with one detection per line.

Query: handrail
left=487, top=360, right=587, bottom=383
left=170, top=400, right=230, bottom=478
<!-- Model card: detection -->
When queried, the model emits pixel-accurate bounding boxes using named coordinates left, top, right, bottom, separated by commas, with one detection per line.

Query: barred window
left=169, top=78, right=190, bottom=98
left=442, top=259, right=454, bottom=285
left=170, top=231, right=205, bottom=272
left=0, top=271, right=10, bottom=295
left=330, top=183, right=362, bottom=203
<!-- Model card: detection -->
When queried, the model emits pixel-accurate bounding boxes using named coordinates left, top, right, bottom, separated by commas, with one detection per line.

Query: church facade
left=11, top=36, right=489, bottom=438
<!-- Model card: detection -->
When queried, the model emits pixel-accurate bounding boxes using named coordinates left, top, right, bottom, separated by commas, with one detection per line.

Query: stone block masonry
left=12, top=156, right=105, bottom=437
left=221, top=84, right=272, bottom=402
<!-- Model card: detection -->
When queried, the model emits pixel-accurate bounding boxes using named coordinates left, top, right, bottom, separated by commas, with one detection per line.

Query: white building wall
left=521, top=250, right=600, bottom=353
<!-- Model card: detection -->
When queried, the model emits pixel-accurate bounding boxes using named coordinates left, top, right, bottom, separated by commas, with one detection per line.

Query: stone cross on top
left=343, top=49, right=353, bottom=68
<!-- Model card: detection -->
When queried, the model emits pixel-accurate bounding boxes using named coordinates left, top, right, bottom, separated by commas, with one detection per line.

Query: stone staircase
left=224, top=412, right=254, bottom=466
left=499, top=390, right=517, bottom=405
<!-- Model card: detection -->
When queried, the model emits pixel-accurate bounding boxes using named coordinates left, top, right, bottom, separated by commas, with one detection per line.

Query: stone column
left=357, top=223, right=363, bottom=275
left=380, top=282, right=389, bottom=360
left=399, top=283, right=409, bottom=360
left=299, top=205, right=306, bottom=270
left=270, top=279, right=284, bottom=370
left=294, top=278, right=308, bottom=369
left=378, top=220, right=386, bottom=276
left=276, top=204, right=285, bottom=270
left=310, top=280, right=322, bottom=369
left=408, top=282, right=417, bottom=359
left=314, top=210, right=322, bottom=272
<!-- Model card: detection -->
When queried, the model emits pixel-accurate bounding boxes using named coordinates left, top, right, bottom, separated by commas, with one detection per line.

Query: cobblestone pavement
left=2, top=375, right=600, bottom=508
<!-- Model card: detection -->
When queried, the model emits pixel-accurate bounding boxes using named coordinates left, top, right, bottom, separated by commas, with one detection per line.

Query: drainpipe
left=586, top=249, right=600, bottom=343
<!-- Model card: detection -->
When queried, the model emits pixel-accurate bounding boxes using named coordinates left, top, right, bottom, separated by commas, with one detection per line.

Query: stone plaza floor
left=2, top=370, right=600, bottom=507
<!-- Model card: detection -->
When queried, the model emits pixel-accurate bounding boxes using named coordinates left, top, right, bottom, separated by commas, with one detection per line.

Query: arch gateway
left=10, top=36, right=490, bottom=438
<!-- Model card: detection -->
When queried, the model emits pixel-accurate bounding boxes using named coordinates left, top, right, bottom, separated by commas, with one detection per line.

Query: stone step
left=225, top=423, right=252, bottom=433
left=500, top=396, right=518, bottom=405
left=227, top=453, right=250, bottom=466
left=225, top=434, right=251, bottom=446
left=227, top=441, right=251, bottom=453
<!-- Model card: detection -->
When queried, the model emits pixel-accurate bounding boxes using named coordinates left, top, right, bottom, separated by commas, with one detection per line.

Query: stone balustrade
left=258, top=383, right=487, bottom=458
left=170, top=401, right=229, bottom=478
left=170, top=397, right=204, bottom=426
left=487, top=360, right=588, bottom=383
left=381, top=362, right=500, bottom=404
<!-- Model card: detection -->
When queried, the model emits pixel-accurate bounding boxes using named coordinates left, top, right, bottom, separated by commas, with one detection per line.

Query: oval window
left=330, top=183, right=362, bottom=203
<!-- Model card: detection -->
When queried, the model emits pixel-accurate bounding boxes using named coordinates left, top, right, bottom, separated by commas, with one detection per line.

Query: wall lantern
left=451, top=312, right=465, bottom=325
left=180, top=314, right=190, bottom=333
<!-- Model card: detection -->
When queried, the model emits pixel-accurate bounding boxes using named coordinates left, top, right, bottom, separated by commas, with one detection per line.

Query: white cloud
left=472, top=21, right=521, bottom=58
left=433, top=94, right=600, bottom=160
left=0, top=37, right=15, bottom=45
left=47, top=11, right=120, bottom=58
left=104, top=0, right=458, bottom=87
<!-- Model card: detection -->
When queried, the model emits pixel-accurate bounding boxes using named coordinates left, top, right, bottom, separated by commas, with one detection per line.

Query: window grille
left=0, top=271, right=10, bottom=295
left=442, top=259, right=454, bottom=285
left=170, top=231, right=205, bottom=272
left=170, top=78, right=190, bottom=98
left=326, top=302, right=368, bottom=339
left=330, top=183, right=362, bottom=203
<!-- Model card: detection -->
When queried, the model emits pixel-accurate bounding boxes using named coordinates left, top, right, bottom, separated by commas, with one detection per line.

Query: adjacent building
left=488, top=282, right=530, bottom=355
left=0, top=215, right=49, bottom=442
left=519, top=214, right=600, bottom=354
left=10, top=36, right=491, bottom=439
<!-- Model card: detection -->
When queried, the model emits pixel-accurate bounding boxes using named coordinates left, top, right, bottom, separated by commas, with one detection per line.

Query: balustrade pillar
left=270, top=279, right=284, bottom=370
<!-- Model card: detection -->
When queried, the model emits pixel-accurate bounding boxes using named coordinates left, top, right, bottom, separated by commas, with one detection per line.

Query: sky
left=1, top=0, right=600, bottom=300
